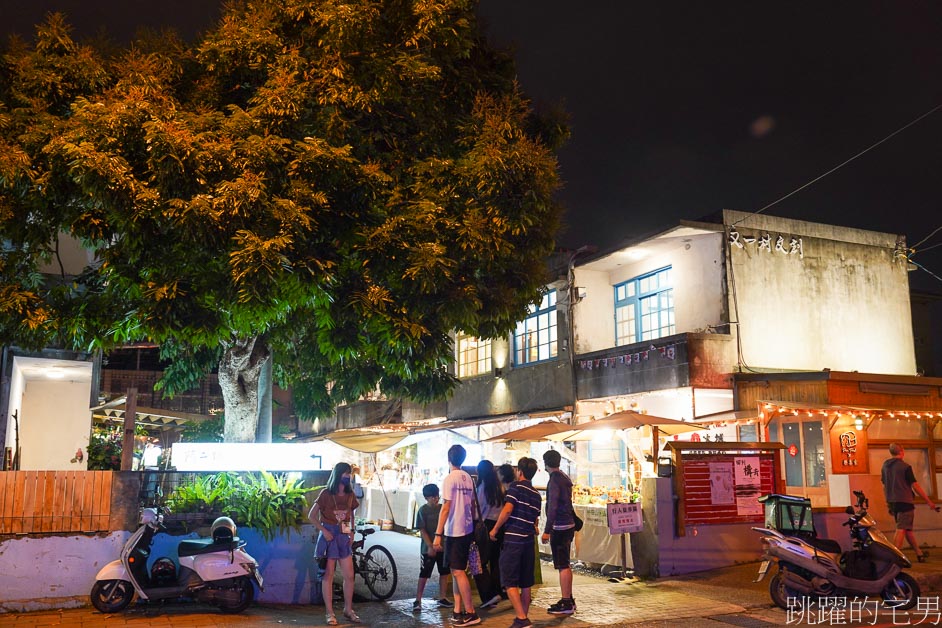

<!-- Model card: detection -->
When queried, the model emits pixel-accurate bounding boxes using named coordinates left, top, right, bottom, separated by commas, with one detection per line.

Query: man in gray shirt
left=881, top=443, right=938, bottom=562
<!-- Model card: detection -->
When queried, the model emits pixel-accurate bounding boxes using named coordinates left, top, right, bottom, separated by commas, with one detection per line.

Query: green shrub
left=166, top=471, right=320, bottom=541
left=166, top=472, right=238, bottom=513
left=87, top=425, right=149, bottom=470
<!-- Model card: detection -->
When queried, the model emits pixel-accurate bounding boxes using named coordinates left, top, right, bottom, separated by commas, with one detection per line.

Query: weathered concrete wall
left=725, top=211, right=915, bottom=375
left=687, top=333, right=736, bottom=389
left=0, top=524, right=323, bottom=612
left=110, top=471, right=144, bottom=531
left=0, top=532, right=128, bottom=612
left=446, top=356, right=573, bottom=420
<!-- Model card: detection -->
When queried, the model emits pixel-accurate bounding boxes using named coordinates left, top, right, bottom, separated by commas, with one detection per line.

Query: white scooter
left=752, top=490, right=919, bottom=610
left=90, top=506, right=264, bottom=614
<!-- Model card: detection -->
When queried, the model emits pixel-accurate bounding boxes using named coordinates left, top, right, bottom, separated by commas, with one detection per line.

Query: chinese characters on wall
left=729, top=228, right=803, bottom=259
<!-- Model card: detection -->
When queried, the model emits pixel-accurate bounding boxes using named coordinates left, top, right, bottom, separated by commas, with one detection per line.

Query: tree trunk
left=218, top=335, right=270, bottom=443
left=256, top=352, right=273, bottom=443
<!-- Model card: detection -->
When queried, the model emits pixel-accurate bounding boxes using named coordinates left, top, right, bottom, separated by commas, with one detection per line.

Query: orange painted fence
left=0, top=470, right=113, bottom=534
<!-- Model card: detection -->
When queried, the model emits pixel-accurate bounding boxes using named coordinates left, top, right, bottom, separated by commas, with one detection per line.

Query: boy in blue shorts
left=413, top=483, right=452, bottom=611
left=490, top=457, right=541, bottom=628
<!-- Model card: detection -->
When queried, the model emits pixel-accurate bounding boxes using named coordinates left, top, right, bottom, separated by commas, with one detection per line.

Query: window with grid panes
left=513, top=290, right=558, bottom=365
left=614, top=267, right=674, bottom=345
left=456, top=333, right=492, bottom=378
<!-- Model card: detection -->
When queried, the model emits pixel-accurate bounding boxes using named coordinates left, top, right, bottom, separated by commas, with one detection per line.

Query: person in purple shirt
left=490, top=457, right=541, bottom=628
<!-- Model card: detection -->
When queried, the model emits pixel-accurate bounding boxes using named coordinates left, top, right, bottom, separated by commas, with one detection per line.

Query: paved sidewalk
left=0, top=532, right=942, bottom=628
left=2, top=552, right=941, bottom=627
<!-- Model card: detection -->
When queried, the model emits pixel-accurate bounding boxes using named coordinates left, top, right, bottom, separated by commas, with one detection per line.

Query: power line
left=911, top=224, right=942, bottom=251
left=732, top=103, right=942, bottom=228
left=912, top=241, right=942, bottom=255
left=909, top=259, right=942, bottom=285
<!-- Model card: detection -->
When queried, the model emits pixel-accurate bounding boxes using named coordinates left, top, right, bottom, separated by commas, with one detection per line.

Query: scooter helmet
left=151, top=557, right=177, bottom=586
left=211, top=516, right=237, bottom=543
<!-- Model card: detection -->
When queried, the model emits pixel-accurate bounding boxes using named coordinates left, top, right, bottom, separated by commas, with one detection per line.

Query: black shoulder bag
left=472, top=480, right=491, bottom=550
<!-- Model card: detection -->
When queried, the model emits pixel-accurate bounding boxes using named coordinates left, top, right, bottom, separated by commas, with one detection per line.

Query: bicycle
left=351, top=526, right=398, bottom=600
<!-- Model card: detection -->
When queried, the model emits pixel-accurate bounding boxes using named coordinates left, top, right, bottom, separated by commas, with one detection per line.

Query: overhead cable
left=909, top=259, right=942, bottom=285
left=732, top=103, right=942, bottom=228
left=911, top=224, right=942, bottom=251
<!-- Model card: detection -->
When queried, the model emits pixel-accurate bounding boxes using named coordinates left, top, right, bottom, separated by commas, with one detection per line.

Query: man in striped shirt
left=490, top=457, right=541, bottom=628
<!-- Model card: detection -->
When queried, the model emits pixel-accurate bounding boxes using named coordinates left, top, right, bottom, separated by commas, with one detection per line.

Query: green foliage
left=86, top=426, right=124, bottom=470
left=180, top=414, right=225, bottom=443
left=166, top=471, right=238, bottom=513
left=226, top=471, right=316, bottom=542
left=165, top=471, right=319, bottom=541
left=273, top=423, right=295, bottom=442
left=86, top=424, right=149, bottom=470
left=0, top=1, right=566, bottom=428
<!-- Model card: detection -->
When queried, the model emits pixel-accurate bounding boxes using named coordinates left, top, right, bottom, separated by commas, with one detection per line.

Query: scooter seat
left=177, top=537, right=243, bottom=557
left=805, top=536, right=842, bottom=554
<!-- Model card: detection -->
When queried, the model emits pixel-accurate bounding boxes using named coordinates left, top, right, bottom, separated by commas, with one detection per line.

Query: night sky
left=3, top=1, right=942, bottom=292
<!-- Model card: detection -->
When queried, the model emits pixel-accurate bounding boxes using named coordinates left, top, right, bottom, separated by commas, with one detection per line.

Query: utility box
left=758, top=493, right=816, bottom=538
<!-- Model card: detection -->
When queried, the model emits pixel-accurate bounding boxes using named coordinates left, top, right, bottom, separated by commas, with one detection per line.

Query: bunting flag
left=577, top=344, right=678, bottom=370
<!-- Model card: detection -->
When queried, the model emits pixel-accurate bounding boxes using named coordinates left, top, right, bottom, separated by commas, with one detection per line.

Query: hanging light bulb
left=854, top=416, right=864, bottom=430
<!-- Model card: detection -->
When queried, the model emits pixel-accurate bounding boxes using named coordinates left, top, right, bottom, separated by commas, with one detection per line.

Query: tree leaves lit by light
left=0, top=1, right=565, bottom=440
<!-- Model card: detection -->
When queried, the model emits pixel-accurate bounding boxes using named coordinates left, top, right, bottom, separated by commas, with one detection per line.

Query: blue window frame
left=513, top=290, right=558, bottom=365
left=614, top=267, right=674, bottom=345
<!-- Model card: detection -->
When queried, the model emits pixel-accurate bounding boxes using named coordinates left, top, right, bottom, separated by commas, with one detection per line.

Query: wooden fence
left=0, top=471, right=113, bottom=534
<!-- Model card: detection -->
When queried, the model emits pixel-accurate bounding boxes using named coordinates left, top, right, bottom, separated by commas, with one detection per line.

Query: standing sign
left=607, top=502, right=643, bottom=534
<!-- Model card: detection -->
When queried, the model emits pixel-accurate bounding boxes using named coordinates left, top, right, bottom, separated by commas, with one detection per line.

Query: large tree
left=0, top=1, right=565, bottom=441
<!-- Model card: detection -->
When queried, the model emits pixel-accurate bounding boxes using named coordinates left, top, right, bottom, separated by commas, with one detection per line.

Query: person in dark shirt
left=474, top=459, right=505, bottom=608
left=542, top=449, right=576, bottom=615
left=497, top=463, right=515, bottom=491
left=490, top=457, right=541, bottom=628
left=881, top=443, right=937, bottom=562
left=413, top=483, right=452, bottom=611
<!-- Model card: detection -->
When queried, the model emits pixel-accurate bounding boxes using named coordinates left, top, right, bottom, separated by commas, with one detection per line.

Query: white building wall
left=725, top=211, right=915, bottom=375
left=20, top=379, right=90, bottom=471
left=35, top=232, right=96, bottom=275
left=572, top=230, right=726, bottom=355
left=571, top=268, right=617, bottom=353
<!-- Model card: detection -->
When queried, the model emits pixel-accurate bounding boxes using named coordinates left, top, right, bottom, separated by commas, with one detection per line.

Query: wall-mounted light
left=854, top=416, right=865, bottom=430
left=575, top=287, right=587, bottom=301
left=495, top=368, right=504, bottom=379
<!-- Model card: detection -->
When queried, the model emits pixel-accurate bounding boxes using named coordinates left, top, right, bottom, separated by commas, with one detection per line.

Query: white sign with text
left=607, top=502, right=643, bottom=534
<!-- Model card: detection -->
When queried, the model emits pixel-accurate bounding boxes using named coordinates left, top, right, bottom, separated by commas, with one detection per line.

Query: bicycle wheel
left=361, top=545, right=397, bottom=600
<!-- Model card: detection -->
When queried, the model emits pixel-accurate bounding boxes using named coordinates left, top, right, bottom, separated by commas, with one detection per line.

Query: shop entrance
left=769, top=418, right=829, bottom=506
